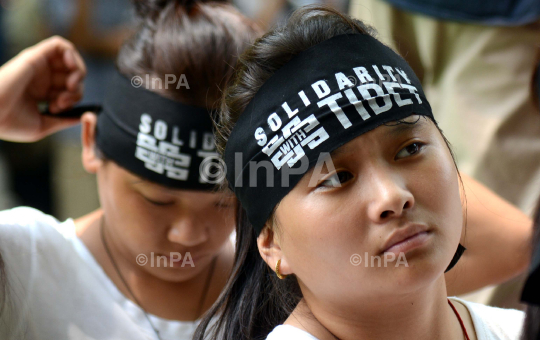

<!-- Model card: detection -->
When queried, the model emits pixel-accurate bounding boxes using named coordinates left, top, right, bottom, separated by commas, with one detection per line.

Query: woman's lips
left=381, top=223, right=430, bottom=256
left=383, top=231, right=430, bottom=256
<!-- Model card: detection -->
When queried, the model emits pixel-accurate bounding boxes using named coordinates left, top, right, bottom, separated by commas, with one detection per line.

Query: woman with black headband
left=194, top=6, right=529, bottom=340
left=0, top=0, right=259, bottom=339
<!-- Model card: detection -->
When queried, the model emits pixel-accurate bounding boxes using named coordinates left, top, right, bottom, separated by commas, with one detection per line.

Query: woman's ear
left=257, top=225, right=292, bottom=277
left=81, top=112, right=102, bottom=174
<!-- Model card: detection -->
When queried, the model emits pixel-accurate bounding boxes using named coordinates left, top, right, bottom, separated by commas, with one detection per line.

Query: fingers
left=50, top=71, right=84, bottom=92
left=0, top=36, right=87, bottom=142
left=63, top=48, right=77, bottom=70
left=27, top=36, right=87, bottom=113
left=48, top=83, right=84, bottom=113
left=63, top=45, right=86, bottom=76
left=50, top=53, right=69, bottom=71
left=59, top=44, right=86, bottom=92
left=51, top=72, right=69, bottom=88
left=32, top=36, right=87, bottom=96
left=66, top=68, right=84, bottom=92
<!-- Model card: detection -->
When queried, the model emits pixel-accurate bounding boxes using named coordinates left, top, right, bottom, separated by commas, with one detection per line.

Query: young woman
left=0, top=1, right=259, bottom=339
left=194, top=6, right=526, bottom=340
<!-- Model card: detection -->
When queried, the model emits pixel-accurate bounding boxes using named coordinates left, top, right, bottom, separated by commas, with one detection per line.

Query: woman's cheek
left=420, top=147, right=462, bottom=243
left=279, top=196, right=360, bottom=276
left=116, top=196, right=160, bottom=238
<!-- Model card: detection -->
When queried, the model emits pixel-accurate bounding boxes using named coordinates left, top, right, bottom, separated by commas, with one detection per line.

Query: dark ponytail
left=119, top=0, right=260, bottom=108
left=193, top=6, right=376, bottom=340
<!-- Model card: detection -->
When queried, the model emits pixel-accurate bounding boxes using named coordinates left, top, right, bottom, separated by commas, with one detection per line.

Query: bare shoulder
left=73, top=209, right=102, bottom=238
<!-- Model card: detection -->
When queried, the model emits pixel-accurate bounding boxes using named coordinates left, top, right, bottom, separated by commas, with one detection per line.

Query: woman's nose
left=167, top=215, right=208, bottom=247
left=365, top=170, right=415, bottom=223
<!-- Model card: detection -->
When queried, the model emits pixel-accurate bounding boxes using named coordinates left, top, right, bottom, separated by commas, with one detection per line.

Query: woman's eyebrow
left=387, top=119, right=425, bottom=135
left=330, top=120, right=426, bottom=158
left=330, top=145, right=354, bottom=158
left=129, top=179, right=178, bottom=195
left=130, top=179, right=146, bottom=184
left=300, top=118, right=429, bottom=185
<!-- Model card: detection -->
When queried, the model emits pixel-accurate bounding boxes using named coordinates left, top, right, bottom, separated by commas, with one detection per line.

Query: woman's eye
left=143, top=197, right=174, bottom=206
left=395, top=142, right=424, bottom=160
left=215, top=201, right=234, bottom=209
left=317, top=171, right=354, bottom=189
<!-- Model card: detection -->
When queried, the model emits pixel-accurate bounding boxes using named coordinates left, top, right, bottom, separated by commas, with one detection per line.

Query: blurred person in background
left=0, top=1, right=260, bottom=339
left=350, top=0, right=540, bottom=309
left=0, top=0, right=134, bottom=221
left=233, top=0, right=350, bottom=29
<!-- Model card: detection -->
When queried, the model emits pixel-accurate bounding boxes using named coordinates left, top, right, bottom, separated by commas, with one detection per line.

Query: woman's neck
left=286, top=276, right=476, bottom=340
left=74, top=209, right=234, bottom=321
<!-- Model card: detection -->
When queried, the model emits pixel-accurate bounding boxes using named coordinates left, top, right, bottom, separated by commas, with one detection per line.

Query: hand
left=0, top=36, right=87, bottom=142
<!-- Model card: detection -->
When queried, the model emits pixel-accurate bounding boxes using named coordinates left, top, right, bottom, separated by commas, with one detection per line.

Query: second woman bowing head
left=0, top=1, right=260, bottom=339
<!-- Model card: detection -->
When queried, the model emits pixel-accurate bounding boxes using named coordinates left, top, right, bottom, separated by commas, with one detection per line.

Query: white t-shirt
left=0, top=207, right=201, bottom=340
left=266, top=297, right=525, bottom=340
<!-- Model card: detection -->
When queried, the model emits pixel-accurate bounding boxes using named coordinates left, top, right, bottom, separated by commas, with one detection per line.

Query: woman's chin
left=141, top=260, right=208, bottom=283
left=374, top=249, right=449, bottom=293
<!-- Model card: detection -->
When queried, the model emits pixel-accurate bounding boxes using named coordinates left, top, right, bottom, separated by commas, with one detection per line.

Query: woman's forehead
left=329, top=115, right=430, bottom=158
left=112, top=165, right=228, bottom=198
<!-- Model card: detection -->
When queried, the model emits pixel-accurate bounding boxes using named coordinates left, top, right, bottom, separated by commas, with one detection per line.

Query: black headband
left=522, top=243, right=540, bottom=306
left=224, top=33, right=435, bottom=233
left=95, top=71, right=218, bottom=190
